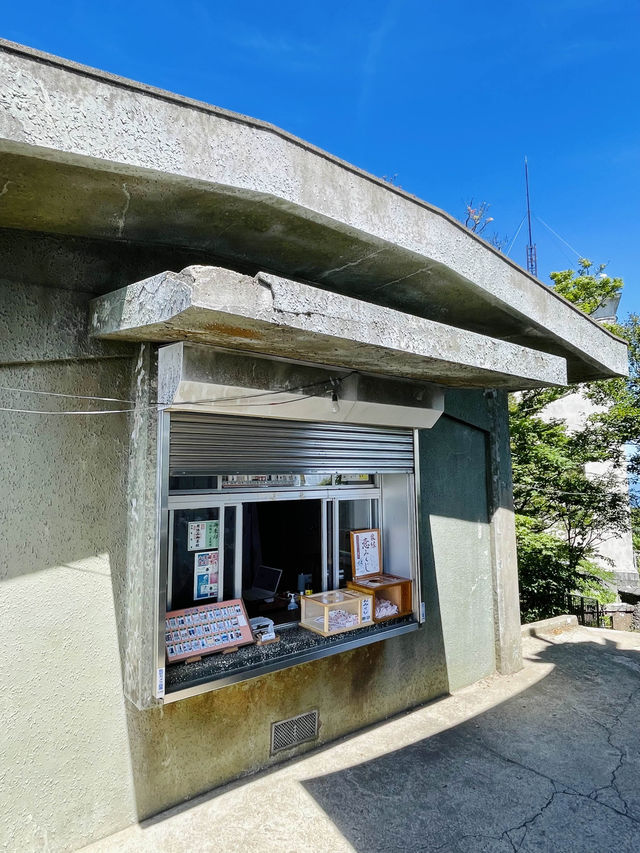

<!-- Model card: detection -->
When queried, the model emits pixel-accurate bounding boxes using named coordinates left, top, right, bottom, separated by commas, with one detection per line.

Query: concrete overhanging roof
left=90, top=266, right=567, bottom=390
left=0, top=39, right=628, bottom=384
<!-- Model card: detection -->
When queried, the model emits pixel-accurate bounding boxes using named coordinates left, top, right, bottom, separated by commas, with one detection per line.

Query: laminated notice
left=188, top=520, right=219, bottom=551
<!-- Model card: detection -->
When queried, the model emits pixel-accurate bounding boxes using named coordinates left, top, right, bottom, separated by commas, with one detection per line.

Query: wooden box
left=348, top=529, right=412, bottom=622
left=347, top=574, right=413, bottom=622
left=299, top=589, right=374, bottom=637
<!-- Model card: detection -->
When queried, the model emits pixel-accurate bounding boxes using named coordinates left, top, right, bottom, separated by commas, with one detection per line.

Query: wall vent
left=271, top=710, right=319, bottom=754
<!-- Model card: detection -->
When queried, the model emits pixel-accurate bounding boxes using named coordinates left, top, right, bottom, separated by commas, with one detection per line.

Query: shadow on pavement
left=302, top=633, right=640, bottom=853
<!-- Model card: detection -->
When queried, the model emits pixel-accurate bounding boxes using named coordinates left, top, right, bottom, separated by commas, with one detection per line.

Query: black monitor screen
left=254, top=565, right=282, bottom=593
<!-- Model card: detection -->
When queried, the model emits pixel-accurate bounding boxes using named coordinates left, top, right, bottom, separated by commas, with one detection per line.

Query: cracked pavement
left=82, top=625, right=640, bottom=853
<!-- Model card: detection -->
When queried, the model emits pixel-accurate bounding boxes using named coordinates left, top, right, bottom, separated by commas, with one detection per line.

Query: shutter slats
left=169, top=412, right=414, bottom=475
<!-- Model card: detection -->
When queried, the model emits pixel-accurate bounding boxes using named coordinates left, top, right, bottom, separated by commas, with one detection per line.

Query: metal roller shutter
left=169, top=412, right=414, bottom=475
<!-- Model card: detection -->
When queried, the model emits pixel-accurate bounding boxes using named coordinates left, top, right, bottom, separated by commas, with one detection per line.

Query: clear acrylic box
left=299, top=589, right=374, bottom=636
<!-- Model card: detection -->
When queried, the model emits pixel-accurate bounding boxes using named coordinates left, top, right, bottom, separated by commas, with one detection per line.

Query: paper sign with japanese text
left=350, top=528, right=382, bottom=578
left=187, top=520, right=219, bottom=551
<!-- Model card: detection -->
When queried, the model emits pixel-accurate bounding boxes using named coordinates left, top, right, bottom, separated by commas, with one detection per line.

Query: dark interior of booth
left=242, top=499, right=323, bottom=625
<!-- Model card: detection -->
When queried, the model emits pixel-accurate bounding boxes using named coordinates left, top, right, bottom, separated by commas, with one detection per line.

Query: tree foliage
left=550, top=258, right=623, bottom=315
left=516, top=516, right=616, bottom=622
left=513, top=261, right=636, bottom=622
left=632, top=507, right=640, bottom=554
left=582, top=313, right=640, bottom=484
left=511, top=391, right=625, bottom=621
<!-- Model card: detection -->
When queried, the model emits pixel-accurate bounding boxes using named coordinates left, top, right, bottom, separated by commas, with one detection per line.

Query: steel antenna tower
left=524, top=157, right=538, bottom=278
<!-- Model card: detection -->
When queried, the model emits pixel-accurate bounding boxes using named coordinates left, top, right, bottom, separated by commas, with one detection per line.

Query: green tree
left=581, top=312, right=640, bottom=482
left=631, top=507, right=640, bottom=554
left=513, top=262, right=636, bottom=621
left=511, top=390, right=626, bottom=621
left=516, top=517, right=615, bottom=622
left=550, top=258, right=623, bottom=315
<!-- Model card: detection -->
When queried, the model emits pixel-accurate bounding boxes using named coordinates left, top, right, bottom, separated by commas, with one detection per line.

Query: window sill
left=163, top=617, right=419, bottom=703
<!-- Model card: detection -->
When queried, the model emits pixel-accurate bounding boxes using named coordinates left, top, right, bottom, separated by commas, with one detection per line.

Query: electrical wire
left=232, top=393, right=319, bottom=407
left=0, top=405, right=141, bottom=415
left=506, top=215, right=526, bottom=258
left=0, top=396, right=317, bottom=415
left=534, top=216, right=583, bottom=259
left=0, top=386, right=134, bottom=403
left=0, top=371, right=356, bottom=407
left=0, top=396, right=319, bottom=415
left=0, top=372, right=357, bottom=415
left=180, top=371, right=356, bottom=408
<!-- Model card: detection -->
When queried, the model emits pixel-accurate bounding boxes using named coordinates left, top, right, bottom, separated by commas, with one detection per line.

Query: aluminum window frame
left=154, top=411, right=423, bottom=702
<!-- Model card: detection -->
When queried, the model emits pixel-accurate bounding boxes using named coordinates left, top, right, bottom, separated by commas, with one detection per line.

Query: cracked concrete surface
left=89, top=265, right=568, bottom=389
left=0, top=40, right=629, bottom=383
left=81, top=625, right=640, bottom=853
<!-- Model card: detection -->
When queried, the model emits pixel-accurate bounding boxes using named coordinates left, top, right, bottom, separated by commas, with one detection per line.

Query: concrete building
left=0, top=39, right=629, bottom=852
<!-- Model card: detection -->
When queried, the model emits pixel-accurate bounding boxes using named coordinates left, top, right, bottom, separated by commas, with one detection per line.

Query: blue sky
left=4, top=0, right=640, bottom=313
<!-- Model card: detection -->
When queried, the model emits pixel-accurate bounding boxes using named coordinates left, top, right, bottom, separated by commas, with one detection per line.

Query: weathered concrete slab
left=521, top=614, right=578, bottom=636
left=0, top=39, right=628, bottom=384
left=81, top=626, right=640, bottom=853
left=90, top=266, right=568, bottom=390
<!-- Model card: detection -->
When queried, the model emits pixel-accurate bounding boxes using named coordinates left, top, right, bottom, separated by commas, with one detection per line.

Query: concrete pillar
left=123, top=343, right=161, bottom=708
left=486, top=390, right=523, bottom=674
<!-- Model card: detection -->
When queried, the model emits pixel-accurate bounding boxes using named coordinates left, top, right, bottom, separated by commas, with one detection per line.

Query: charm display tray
left=165, top=599, right=253, bottom=663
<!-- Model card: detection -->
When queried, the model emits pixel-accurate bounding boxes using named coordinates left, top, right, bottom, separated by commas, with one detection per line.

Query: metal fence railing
left=565, top=594, right=613, bottom=629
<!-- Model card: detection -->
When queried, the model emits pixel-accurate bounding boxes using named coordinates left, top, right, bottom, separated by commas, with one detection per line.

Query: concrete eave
left=90, top=266, right=567, bottom=390
left=0, top=39, right=628, bottom=384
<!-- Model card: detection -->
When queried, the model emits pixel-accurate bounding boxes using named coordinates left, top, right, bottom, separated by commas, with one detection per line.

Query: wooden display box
left=299, top=589, right=374, bottom=637
left=347, top=574, right=413, bottom=622
left=347, top=529, right=413, bottom=622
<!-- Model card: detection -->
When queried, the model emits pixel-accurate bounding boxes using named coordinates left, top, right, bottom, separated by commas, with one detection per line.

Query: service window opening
left=242, top=500, right=323, bottom=625
left=158, top=414, right=421, bottom=700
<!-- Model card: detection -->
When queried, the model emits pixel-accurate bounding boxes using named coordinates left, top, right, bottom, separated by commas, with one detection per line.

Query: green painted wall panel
left=419, top=414, right=496, bottom=689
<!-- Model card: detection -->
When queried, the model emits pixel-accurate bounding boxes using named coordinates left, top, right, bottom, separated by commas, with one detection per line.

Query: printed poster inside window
left=194, top=550, right=219, bottom=600
left=350, top=528, right=382, bottom=578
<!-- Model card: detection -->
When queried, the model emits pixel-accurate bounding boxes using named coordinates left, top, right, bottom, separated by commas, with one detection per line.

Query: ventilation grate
left=271, top=710, right=319, bottom=754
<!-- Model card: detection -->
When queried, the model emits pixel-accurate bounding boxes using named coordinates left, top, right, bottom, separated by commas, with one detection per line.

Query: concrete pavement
left=83, top=624, right=640, bottom=852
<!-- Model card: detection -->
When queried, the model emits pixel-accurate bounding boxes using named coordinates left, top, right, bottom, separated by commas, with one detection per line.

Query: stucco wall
left=0, top=231, right=511, bottom=852
left=0, top=349, right=138, bottom=848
